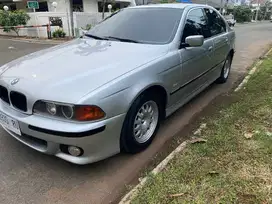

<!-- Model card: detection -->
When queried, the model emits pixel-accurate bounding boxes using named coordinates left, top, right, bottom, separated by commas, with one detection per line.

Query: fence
left=0, top=11, right=110, bottom=38
left=74, top=12, right=108, bottom=29
left=73, top=12, right=110, bottom=37
left=0, top=24, right=52, bottom=39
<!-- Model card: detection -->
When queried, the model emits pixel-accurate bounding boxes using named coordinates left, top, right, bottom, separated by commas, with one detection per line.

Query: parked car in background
left=225, top=15, right=236, bottom=27
left=0, top=4, right=235, bottom=164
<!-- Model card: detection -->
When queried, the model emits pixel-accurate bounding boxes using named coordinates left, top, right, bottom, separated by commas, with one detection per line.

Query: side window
left=204, top=8, right=226, bottom=36
left=181, top=8, right=211, bottom=43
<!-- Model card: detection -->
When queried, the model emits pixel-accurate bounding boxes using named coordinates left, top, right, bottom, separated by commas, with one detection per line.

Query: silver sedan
left=0, top=4, right=235, bottom=164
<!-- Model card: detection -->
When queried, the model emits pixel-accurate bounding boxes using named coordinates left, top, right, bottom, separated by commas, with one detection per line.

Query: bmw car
left=0, top=4, right=235, bottom=164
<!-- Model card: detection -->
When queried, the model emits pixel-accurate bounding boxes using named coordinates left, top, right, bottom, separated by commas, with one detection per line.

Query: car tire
left=120, top=91, right=163, bottom=153
left=216, top=54, right=232, bottom=84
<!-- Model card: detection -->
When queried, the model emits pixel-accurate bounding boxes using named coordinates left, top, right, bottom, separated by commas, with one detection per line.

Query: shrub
left=233, top=6, right=252, bottom=23
left=0, top=10, right=30, bottom=36
left=52, top=28, right=66, bottom=38
left=84, top=24, right=92, bottom=30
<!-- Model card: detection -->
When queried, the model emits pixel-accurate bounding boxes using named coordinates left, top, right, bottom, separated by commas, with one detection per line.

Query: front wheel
left=120, top=92, right=163, bottom=153
left=216, top=54, right=232, bottom=84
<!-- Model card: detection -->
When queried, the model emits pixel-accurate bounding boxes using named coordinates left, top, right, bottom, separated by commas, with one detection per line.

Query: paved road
left=0, top=22, right=271, bottom=204
left=0, top=39, right=53, bottom=65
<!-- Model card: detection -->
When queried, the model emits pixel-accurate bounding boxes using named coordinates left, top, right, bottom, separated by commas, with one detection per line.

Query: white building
left=0, top=0, right=134, bottom=37
left=0, top=0, right=132, bottom=13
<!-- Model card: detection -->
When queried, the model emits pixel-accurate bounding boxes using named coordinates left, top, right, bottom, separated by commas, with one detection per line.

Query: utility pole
left=102, top=0, right=105, bottom=19
left=69, top=0, right=74, bottom=37
left=255, top=0, right=260, bottom=21
left=220, top=0, right=223, bottom=14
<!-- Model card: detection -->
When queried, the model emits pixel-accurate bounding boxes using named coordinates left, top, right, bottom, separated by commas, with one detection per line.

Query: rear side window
left=181, top=8, right=211, bottom=42
left=204, top=8, right=226, bottom=36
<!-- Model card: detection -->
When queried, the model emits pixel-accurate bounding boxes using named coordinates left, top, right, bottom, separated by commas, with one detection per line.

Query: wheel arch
left=120, top=84, right=167, bottom=152
left=129, top=84, right=168, bottom=119
left=229, top=49, right=234, bottom=60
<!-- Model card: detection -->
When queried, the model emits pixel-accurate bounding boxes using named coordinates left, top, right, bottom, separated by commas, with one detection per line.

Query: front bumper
left=0, top=102, right=126, bottom=164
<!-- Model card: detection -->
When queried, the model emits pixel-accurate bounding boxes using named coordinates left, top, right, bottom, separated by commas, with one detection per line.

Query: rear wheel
left=216, top=54, right=232, bottom=84
left=120, top=92, right=163, bottom=153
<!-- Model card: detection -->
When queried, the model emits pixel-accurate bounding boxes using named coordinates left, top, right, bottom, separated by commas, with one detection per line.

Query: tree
left=0, top=10, right=30, bottom=36
left=260, top=0, right=272, bottom=20
left=233, top=6, right=252, bottom=22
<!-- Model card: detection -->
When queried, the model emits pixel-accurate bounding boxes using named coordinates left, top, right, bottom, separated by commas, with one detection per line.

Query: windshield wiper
left=84, top=34, right=108, bottom=40
left=104, top=36, right=141, bottom=43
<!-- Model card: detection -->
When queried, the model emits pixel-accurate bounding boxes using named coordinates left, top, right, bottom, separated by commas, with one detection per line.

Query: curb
left=0, top=36, right=69, bottom=45
left=235, top=47, right=272, bottom=92
left=119, top=123, right=208, bottom=204
left=8, top=38, right=67, bottom=45
left=119, top=141, right=188, bottom=204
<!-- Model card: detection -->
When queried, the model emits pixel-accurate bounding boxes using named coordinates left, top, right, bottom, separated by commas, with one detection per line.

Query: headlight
left=46, top=103, right=57, bottom=115
left=61, top=105, right=74, bottom=119
left=33, top=100, right=105, bottom=121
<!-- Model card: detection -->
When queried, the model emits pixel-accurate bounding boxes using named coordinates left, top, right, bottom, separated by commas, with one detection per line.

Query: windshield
left=87, top=8, right=184, bottom=45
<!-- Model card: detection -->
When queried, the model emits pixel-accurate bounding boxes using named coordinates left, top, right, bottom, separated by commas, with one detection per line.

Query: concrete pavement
left=0, top=39, right=53, bottom=65
left=0, top=22, right=271, bottom=204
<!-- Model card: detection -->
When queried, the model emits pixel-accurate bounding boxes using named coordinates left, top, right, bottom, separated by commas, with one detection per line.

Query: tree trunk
left=12, top=28, right=20, bottom=36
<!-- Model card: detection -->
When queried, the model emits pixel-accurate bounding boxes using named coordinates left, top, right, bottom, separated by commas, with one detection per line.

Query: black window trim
left=203, top=7, right=227, bottom=38
left=180, top=6, right=227, bottom=45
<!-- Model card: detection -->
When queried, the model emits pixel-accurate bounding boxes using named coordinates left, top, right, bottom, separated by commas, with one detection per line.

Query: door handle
left=208, top=46, right=213, bottom=52
left=225, top=38, right=229, bottom=42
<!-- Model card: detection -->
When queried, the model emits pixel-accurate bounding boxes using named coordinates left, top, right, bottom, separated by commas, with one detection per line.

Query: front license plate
left=0, top=111, right=21, bottom=135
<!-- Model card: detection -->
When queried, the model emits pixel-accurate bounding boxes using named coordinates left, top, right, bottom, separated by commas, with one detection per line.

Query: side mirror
left=185, top=35, right=204, bottom=47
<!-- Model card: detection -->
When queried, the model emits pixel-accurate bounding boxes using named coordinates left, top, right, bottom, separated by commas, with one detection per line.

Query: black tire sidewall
left=120, top=92, right=163, bottom=153
left=217, top=54, right=232, bottom=83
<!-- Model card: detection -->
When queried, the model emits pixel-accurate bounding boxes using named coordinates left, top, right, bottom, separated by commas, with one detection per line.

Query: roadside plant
left=0, top=10, right=30, bottom=36
left=83, top=24, right=92, bottom=30
left=52, top=28, right=66, bottom=38
left=233, top=6, right=252, bottom=23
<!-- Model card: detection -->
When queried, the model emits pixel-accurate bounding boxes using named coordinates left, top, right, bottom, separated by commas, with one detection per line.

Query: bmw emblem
left=11, top=78, right=19, bottom=85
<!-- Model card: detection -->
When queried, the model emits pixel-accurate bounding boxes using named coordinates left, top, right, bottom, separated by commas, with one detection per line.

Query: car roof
left=127, top=3, right=213, bottom=10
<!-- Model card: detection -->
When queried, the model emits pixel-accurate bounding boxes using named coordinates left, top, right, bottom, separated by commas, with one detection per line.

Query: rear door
left=204, top=8, right=230, bottom=67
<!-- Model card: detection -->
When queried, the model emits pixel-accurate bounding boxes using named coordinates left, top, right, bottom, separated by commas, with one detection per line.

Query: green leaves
left=52, top=29, right=66, bottom=38
left=0, top=10, right=30, bottom=36
left=233, top=6, right=252, bottom=23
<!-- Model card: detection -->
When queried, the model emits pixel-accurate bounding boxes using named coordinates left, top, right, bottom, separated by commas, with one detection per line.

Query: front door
left=176, top=8, right=214, bottom=100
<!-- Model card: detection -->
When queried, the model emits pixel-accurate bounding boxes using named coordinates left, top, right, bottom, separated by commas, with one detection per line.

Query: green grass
left=131, top=54, right=272, bottom=204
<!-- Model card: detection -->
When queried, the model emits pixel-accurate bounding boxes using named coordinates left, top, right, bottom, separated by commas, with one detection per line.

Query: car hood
left=0, top=39, right=168, bottom=103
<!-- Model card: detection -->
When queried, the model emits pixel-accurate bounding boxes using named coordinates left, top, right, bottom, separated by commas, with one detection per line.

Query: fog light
left=68, top=146, right=82, bottom=157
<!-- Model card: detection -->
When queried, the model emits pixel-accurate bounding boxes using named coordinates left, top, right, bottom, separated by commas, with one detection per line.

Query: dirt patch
left=237, top=193, right=258, bottom=204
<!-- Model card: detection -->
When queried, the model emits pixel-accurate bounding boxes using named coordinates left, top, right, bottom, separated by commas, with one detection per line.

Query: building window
left=36, top=1, right=49, bottom=12
left=73, top=0, right=83, bottom=12
left=0, top=3, right=16, bottom=11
